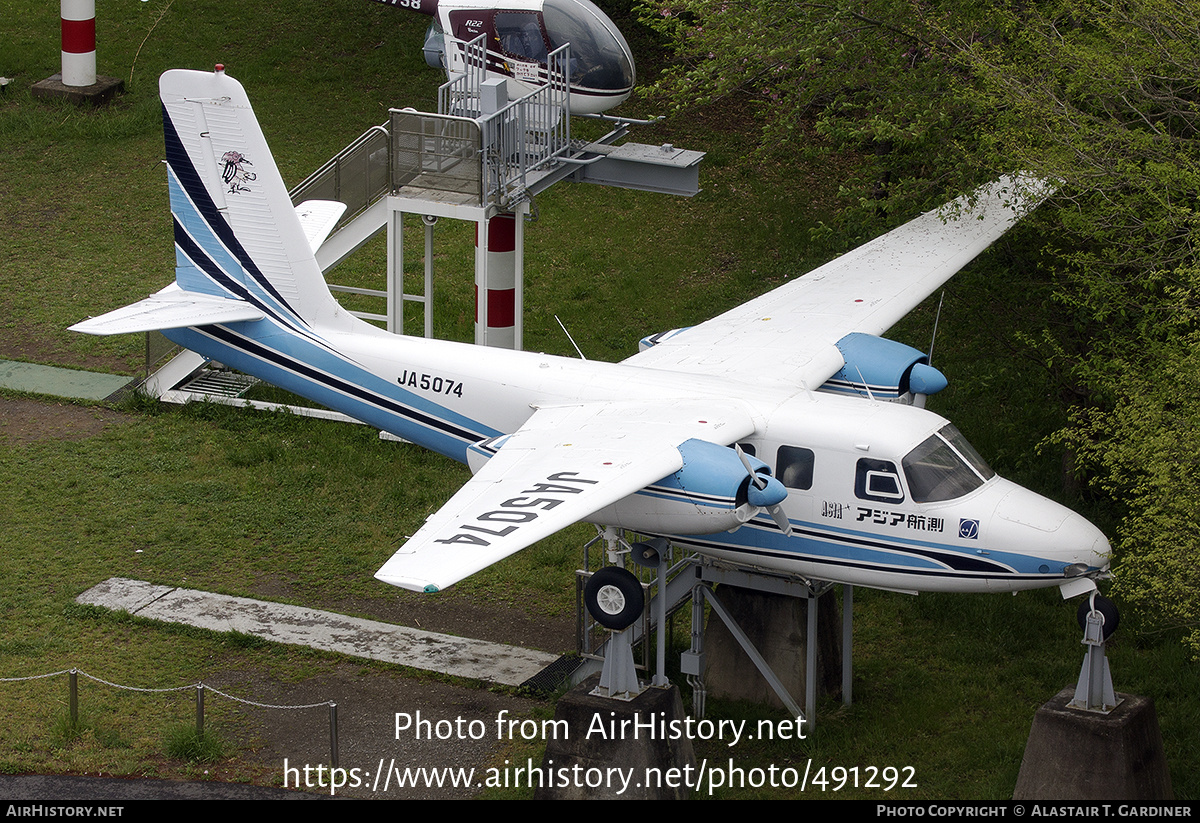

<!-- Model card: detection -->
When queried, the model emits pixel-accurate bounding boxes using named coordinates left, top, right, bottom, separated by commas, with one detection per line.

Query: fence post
left=195, top=684, right=205, bottom=736
left=69, top=669, right=78, bottom=728
left=329, top=702, right=339, bottom=769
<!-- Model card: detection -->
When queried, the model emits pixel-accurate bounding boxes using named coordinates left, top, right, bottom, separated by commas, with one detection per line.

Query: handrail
left=288, top=124, right=390, bottom=226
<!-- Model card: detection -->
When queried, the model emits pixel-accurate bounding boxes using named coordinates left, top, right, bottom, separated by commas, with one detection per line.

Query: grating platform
left=176, top=368, right=260, bottom=398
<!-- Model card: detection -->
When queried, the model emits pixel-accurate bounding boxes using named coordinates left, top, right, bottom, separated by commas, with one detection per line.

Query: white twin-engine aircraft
left=73, top=68, right=1110, bottom=604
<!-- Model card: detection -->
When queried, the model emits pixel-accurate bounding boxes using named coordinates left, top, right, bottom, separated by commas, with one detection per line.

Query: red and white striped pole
left=60, top=0, right=97, bottom=87
left=474, top=214, right=517, bottom=348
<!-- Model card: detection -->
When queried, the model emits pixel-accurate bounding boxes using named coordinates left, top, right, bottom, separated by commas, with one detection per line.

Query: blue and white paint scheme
left=72, top=68, right=1110, bottom=598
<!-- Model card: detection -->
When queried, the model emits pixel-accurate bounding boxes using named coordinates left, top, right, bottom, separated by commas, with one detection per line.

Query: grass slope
left=0, top=0, right=1194, bottom=799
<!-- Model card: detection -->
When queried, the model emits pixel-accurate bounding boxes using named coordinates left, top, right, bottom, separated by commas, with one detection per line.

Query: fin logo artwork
left=220, top=150, right=256, bottom=194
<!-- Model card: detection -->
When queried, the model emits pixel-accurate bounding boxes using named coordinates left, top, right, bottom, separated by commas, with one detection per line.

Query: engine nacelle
left=590, top=438, right=785, bottom=535
left=819, top=332, right=947, bottom=403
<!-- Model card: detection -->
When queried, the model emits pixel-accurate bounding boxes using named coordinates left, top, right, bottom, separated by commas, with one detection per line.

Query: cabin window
left=855, top=458, right=904, bottom=503
left=902, top=425, right=991, bottom=503
left=777, top=446, right=814, bottom=490
left=541, top=0, right=634, bottom=91
left=495, top=12, right=548, bottom=63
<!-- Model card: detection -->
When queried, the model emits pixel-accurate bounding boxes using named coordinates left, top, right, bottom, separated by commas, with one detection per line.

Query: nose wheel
left=1076, top=593, right=1119, bottom=640
left=1070, top=592, right=1121, bottom=713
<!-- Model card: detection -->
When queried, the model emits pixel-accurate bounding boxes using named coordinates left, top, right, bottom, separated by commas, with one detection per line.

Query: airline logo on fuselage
left=856, top=507, right=947, bottom=533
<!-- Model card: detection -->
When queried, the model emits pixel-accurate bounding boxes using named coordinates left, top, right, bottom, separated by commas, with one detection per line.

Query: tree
left=640, top=0, right=1200, bottom=653
left=957, top=0, right=1200, bottom=654
left=639, top=0, right=1007, bottom=216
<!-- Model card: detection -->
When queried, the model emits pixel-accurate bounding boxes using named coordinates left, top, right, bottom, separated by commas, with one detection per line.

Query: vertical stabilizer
left=160, top=66, right=346, bottom=332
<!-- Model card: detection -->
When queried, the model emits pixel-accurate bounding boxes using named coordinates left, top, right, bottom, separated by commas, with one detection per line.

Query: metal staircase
left=145, top=44, right=703, bottom=407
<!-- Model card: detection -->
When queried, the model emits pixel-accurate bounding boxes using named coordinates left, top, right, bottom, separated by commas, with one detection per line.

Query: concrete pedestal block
left=704, top=584, right=841, bottom=709
left=1014, top=687, right=1172, bottom=800
left=32, top=74, right=124, bottom=106
left=535, top=674, right=696, bottom=799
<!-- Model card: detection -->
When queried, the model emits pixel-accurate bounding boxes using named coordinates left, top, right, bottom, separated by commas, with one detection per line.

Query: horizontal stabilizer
left=69, top=285, right=265, bottom=336
left=295, top=200, right=347, bottom=254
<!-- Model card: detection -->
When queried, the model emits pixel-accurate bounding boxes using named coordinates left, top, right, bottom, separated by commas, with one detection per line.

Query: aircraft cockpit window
left=939, top=423, right=995, bottom=481
left=902, top=426, right=990, bottom=503
left=777, top=446, right=814, bottom=490
left=541, top=0, right=634, bottom=91
left=855, top=458, right=905, bottom=503
left=495, top=12, right=549, bottom=63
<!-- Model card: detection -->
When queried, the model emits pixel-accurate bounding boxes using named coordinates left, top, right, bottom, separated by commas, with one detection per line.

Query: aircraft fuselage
left=164, top=315, right=1109, bottom=596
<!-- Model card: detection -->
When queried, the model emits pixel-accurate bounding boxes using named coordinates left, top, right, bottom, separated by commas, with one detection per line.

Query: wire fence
left=0, top=667, right=341, bottom=767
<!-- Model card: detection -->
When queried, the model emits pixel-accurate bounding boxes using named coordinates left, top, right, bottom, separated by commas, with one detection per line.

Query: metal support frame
left=685, top=558, right=855, bottom=728
left=574, top=530, right=855, bottom=728
left=697, top=582, right=806, bottom=720
left=1069, top=596, right=1121, bottom=713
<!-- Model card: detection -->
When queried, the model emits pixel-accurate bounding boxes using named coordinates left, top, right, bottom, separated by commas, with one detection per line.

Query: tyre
left=584, top=566, right=644, bottom=630
left=1076, top=594, right=1119, bottom=640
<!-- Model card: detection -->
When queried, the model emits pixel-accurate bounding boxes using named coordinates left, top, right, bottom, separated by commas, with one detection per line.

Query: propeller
left=734, top=444, right=793, bottom=536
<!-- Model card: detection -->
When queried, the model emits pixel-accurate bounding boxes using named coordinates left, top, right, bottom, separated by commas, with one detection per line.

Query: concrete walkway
left=77, top=577, right=560, bottom=687
left=0, top=359, right=133, bottom=401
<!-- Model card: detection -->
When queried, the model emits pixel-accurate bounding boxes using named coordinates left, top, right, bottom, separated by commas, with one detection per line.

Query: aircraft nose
left=1056, top=512, right=1111, bottom=572
left=543, top=0, right=635, bottom=94
left=991, top=485, right=1111, bottom=575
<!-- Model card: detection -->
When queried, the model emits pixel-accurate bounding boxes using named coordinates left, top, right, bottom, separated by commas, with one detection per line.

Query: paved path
left=77, top=578, right=560, bottom=687
left=0, top=359, right=132, bottom=401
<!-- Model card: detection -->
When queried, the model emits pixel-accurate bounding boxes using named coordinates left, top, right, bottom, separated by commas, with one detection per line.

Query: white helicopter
left=72, top=68, right=1110, bottom=627
left=371, top=0, right=636, bottom=114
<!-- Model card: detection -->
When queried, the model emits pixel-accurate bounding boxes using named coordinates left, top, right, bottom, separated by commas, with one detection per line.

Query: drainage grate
left=176, top=368, right=260, bottom=398
left=521, top=653, right=585, bottom=696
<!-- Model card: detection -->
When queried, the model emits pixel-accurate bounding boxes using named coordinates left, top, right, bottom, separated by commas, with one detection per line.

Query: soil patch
left=205, top=662, right=548, bottom=799
left=0, top=396, right=132, bottom=445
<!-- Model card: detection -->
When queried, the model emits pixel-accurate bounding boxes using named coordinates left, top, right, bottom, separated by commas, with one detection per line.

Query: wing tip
left=374, top=569, right=440, bottom=594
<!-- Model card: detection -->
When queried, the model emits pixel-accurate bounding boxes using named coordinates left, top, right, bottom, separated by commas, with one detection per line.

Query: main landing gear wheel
left=584, top=566, right=644, bottom=630
left=1077, top=594, right=1120, bottom=640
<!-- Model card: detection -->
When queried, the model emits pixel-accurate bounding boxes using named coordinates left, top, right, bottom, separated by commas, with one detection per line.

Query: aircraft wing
left=624, top=175, right=1048, bottom=389
left=374, top=398, right=756, bottom=592
left=69, top=283, right=265, bottom=335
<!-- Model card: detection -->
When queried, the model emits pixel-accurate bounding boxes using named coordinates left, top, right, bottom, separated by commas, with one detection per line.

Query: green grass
left=165, top=725, right=225, bottom=764
left=0, top=0, right=1196, bottom=800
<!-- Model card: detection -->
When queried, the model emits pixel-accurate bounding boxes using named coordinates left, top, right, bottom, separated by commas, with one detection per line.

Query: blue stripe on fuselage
left=627, top=484, right=1053, bottom=578
left=669, top=523, right=1056, bottom=584
left=698, top=514, right=1077, bottom=580
left=674, top=530, right=1061, bottom=585
left=164, top=322, right=499, bottom=461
